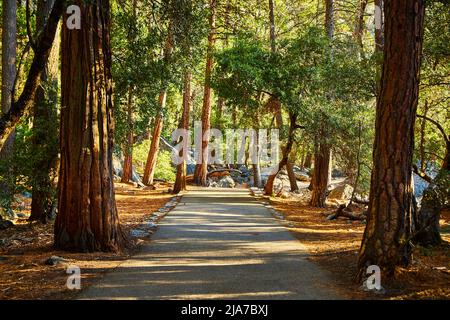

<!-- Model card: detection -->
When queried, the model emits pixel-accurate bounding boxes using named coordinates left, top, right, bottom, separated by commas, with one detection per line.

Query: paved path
left=79, top=188, right=342, bottom=300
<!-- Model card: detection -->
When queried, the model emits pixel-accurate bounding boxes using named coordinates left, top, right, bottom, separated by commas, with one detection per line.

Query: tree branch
left=412, top=164, right=433, bottom=183
left=416, top=114, right=449, bottom=144
left=0, top=1, right=63, bottom=149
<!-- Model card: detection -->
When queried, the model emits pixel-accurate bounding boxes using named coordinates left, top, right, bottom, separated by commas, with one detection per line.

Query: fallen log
left=350, top=196, right=369, bottom=205
left=327, top=204, right=367, bottom=221
left=207, top=169, right=242, bottom=177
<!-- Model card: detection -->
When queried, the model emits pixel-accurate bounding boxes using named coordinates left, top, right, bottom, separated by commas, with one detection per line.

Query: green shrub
left=133, top=141, right=176, bottom=182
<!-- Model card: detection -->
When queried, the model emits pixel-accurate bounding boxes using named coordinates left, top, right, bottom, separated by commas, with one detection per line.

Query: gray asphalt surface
left=79, top=187, right=342, bottom=300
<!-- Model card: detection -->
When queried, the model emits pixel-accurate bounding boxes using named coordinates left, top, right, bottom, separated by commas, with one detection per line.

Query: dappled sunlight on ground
left=270, top=197, right=450, bottom=299
left=0, top=183, right=173, bottom=300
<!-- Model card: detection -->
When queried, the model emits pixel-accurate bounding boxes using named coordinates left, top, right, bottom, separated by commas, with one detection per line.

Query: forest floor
left=0, top=182, right=174, bottom=300
left=270, top=197, right=450, bottom=300
left=1, top=183, right=448, bottom=300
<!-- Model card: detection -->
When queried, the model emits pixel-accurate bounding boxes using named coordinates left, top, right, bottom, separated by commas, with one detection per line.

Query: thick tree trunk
left=309, top=0, right=334, bottom=206
left=173, top=72, right=192, bottom=194
left=357, top=0, right=425, bottom=279
left=55, top=0, right=123, bottom=252
left=287, top=162, right=298, bottom=192
left=29, top=0, right=60, bottom=223
left=310, top=137, right=330, bottom=207
left=121, top=87, right=134, bottom=183
left=196, top=0, right=216, bottom=186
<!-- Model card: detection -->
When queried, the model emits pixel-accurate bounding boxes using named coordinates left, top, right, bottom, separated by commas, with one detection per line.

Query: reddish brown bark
left=264, top=112, right=298, bottom=195
left=120, top=0, right=137, bottom=184
left=173, top=72, right=192, bottom=194
left=143, top=20, right=173, bottom=186
left=143, top=107, right=164, bottom=186
left=309, top=0, right=334, bottom=207
left=357, top=0, right=425, bottom=279
left=310, top=137, right=330, bottom=207
left=55, top=0, right=123, bottom=252
left=196, top=0, right=216, bottom=186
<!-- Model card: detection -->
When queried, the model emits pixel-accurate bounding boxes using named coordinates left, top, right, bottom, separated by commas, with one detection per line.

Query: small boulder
left=328, top=184, right=354, bottom=201
left=217, top=176, right=235, bottom=188
left=295, top=171, right=310, bottom=182
left=280, top=191, right=290, bottom=199
left=0, top=220, right=14, bottom=230
left=45, top=256, right=69, bottom=266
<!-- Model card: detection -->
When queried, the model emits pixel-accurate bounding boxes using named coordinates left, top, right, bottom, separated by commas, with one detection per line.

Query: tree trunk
left=196, top=0, right=216, bottom=186
left=418, top=101, right=430, bottom=172
left=173, top=71, right=192, bottom=194
left=1, top=0, right=16, bottom=117
left=328, top=150, right=333, bottom=183
left=353, top=0, right=368, bottom=53
left=120, top=0, right=137, bottom=184
left=310, top=137, right=330, bottom=207
left=303, top=153, right=312, bottom=169
left=143, top=19, right=173, bottom=186
left=0, top=0, right=17, bottom=203
left=121, top=87, right=134, bottom=183
left=29, top=0, right=60, bottom=223
left=264, top=112, right=298, bottom=195
left=324, top=0, right=334, bottom=40
left=374, top=0, right=384, bottom=52
left=414, top=170, right=448, bottom=247
left=357, top=0, right=425, bottom=280
left=287, top=162, right=298, bottom=192
left=269, top=0, right=276, bottom=52
left=143, top=107, right=164, bottom=186
left=309, top=0, right=335, bottom=207
left=55, top=0, right=123, bottom=252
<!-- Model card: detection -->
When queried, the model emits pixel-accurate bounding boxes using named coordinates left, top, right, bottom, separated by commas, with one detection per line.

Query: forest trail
left=79, top=188, right=343, bottom=300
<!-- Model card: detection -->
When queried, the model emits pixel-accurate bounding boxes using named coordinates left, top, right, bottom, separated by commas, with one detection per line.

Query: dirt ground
left=270, top=197, right=450, bottom=300
left=0, top=182, right=174, bottom=300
